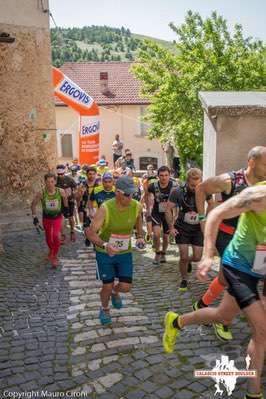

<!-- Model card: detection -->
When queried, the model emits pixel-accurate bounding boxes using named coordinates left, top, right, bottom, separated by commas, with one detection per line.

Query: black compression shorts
left=222, top=264, right=260, bottom=310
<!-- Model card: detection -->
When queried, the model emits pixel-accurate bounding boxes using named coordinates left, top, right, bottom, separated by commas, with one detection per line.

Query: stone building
left=0, top=0, right=57, bottom=215
left=199, top=91, right=266, bottom=179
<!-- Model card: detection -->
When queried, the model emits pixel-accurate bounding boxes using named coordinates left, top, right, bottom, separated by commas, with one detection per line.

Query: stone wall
left=0, top=0, right=57, bottom=214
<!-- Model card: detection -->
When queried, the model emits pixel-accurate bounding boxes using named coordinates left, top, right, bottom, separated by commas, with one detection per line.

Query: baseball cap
left=56, top=164, right=66, bottom=174
left=102, top=172, right=113, bottom=181
left=98, top=159, right=107, bottom=166
left=116, top=176, right=137, bottom=195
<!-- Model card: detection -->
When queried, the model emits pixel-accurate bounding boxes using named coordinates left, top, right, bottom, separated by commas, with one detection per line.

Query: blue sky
left=49, top=0, right=266, bottom=42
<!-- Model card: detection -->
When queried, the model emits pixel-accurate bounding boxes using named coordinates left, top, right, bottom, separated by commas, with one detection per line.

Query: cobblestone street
left=0, top=229, right=265, bottom=399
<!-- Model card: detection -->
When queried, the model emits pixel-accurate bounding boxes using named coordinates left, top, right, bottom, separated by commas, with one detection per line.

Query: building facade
left=55, top=62, right=166, bottom=169
left=0, top=0, right=57, bottom=212
left=199, top=91, right=266, bottom=179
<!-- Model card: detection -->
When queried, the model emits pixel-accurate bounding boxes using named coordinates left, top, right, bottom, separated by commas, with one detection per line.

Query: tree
left=132, top=11, right=266, bottom=171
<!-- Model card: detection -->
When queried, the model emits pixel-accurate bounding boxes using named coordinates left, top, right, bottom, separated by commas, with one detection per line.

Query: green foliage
left=50, top=25, right=148, bottom=66
left=132, top=11, right=266, bottom=169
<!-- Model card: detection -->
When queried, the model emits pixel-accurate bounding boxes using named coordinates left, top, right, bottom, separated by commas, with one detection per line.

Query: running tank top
left=221, top=169, right=248, bottom=229
left=222, top=182, right=266, bottom=277
left=96, top=198, right=141, bottom=254
left=42, top=188, right=62, bottom=218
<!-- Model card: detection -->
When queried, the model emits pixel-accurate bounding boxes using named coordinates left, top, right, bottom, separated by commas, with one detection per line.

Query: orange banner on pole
left=52, top=67, right=100, bottom=164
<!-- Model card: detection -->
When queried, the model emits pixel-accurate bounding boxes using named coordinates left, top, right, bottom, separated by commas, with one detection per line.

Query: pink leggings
left=43, top=216, right=63, bottom=257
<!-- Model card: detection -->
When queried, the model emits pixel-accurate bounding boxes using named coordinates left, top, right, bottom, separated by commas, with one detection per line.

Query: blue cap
left=98, top=159, right=106, bottom=166
left=116, top=176, right=137, bottom=195
left=102, top=172, right=113, bottom=181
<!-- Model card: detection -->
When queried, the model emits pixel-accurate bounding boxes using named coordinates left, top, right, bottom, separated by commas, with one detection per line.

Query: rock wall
left=0, top=20, right=57, bottom=213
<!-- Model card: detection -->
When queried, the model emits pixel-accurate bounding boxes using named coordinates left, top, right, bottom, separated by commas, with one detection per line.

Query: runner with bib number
left=165, top=168, right=213, bottom=292
left=85, top=176, right=145, bottom=326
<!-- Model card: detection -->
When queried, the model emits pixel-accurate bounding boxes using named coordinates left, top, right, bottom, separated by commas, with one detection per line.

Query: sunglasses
left=126, top=153, right=132, bottom=156
left=117, top=189, right=132, bottom=198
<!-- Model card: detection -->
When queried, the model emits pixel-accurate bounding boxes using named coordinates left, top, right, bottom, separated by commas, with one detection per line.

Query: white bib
left=252, top=244, right=266, bottom=275
left=109, top=234, right=130, bottom=251
left=45, top=199, right=59, bottom=210
left=184, top=211, right=199, bottom=225
left=159, top=202, right=167, bottom=213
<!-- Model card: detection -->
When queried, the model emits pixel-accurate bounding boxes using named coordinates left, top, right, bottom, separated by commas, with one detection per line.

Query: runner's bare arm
left=204, top=185, right=266, bottom=259
left=31, top=192, right=42, bottom=215
left=85, top=206, right=106, bottom=247
left=144, top=191, right=153, bottom=216
left=59, top=188, right=68, bottom=208
left=195, top=173, right=232, bottom=216
left=165, top=201, right=177, bottom=230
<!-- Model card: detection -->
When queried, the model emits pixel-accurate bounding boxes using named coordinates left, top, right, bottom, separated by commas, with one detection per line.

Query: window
left=139, top=105, right=149, bottom=136
left=61, top=134, right=73, bottom=158
left=139, top=157, right=158, bottom=170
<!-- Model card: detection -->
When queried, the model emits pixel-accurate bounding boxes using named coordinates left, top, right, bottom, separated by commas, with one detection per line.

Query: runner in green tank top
left=86, top=176, right=145, bottom=326
left=163, top=183, right=266, bottom=399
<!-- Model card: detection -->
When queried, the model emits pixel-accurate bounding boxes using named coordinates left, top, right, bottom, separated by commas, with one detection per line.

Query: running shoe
left=192, top=300, right=201, bottom=311
left=213, top=323, right=233, bottom=341
left=160, top=252, right=166, bottom=263
left=244, top=393, right=264, bottom=399
left=187, top=262, right=192, bottom=274
left=99, top=308, right=112, bottom=325
left=60, top=234, right=66, bottom=245
left=111, top=293, right=123, bottom=309
left=153, top=252, right=161, bottom=265
left=163, top=311, right=180, bottom=353
left=179, top=279, right=188, bottom=292
left=51, top=257, right=59, bottom=269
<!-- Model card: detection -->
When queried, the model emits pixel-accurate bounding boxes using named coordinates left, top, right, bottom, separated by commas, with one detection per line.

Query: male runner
left=145, top=166, right=177, bottom=265
left=31, top=173, right=68, bottom=268
left=165, top=168, right=213, bottom=292
left=163, top=183, right=266, bottom=399
left=89, top=172, right=116, bottom=209
left=56, top=164, right=77, bottom=242
left=193, top=146, right=266, bottom=341
left=86, top=176, right=145, bottom=325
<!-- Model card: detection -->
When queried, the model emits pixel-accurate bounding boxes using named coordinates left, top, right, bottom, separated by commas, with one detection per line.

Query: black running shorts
left=174, top=223, right=203, bottom=247
left=222, top=264, right=260, bottom=310
left=151, top=211, right=169, bottom=234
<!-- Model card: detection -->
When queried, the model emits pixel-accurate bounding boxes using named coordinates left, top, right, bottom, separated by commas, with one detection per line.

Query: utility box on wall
left=199, top=92, right=266, bottom=179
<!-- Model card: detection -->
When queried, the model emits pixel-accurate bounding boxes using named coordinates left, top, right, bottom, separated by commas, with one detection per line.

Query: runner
left=165, top=168, right=213, bottom=292
left=142, top=165, right=157, bottom=243
left=163, top=183, right=266, bottom=399
left=89, top=172, right=116, bottom=209
left=97, top=159, right=109, bottom=177
left=31, top=173, right=68, bottom=268
left=145, top=166, right=177, bottom=265
left=192, top=145, right=266, bottom=341
left=85, top=176, right=145, bottom=325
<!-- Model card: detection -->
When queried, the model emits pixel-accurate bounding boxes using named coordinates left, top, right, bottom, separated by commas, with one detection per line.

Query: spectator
left=112, top=134, right=124, bottom=166
left=115, top=149, right=136, bottom=171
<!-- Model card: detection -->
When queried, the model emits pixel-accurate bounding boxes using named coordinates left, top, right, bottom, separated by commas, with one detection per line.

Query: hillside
left=51, top=25, right=174, bottom=67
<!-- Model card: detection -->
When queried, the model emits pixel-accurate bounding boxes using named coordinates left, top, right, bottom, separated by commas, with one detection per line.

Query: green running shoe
left=213, top=323, right=233, bottom=341
left=163, top=311, right=180, bottom=353
left=179, top=279, right=188, bottom=292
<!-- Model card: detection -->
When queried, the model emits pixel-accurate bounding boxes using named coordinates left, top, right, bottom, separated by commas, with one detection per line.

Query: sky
left=49, top=0, right=266, bottom=42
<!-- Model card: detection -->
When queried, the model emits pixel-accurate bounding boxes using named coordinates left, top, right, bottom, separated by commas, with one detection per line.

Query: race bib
left=109, top=234, right=130, bottom=251
left=45, top=199, right=59, bottom=211
left=159, top=202, right=167, bottom=213
left=252, top=244, right=266, bottom=275
left=184, top=211, right=199, bottom=225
